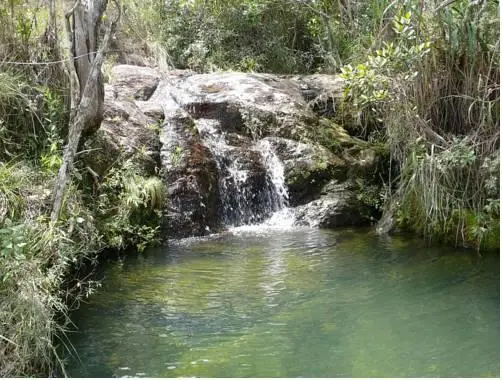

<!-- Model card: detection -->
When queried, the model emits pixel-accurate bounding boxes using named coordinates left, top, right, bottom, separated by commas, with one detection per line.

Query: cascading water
left=196, top=119, right=294, bottom=230
left=249, top=140, right=296, bottom=231
left=257, top=139, right=289, bottom=210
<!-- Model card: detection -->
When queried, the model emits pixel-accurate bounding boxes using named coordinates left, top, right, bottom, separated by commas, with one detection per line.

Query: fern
left=97, top=157, right=165, bottom=251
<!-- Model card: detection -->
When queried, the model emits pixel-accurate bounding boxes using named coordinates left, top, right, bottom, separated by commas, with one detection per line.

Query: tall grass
left=0, top=0, right=67, bottom=161
left=0, top=156, right=165, bottom=377
left=344, top=0, right=500, bottom=250
left=0, top=160, right=100, bottom=376
left=0, top=3, right=165, bottom=376
left=402, top=0, right=498, bottom=249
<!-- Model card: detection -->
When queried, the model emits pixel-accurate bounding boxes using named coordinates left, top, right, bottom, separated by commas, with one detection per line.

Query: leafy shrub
left=96, top=158, right=165, bottom=252
left=340, top=0, right=499, bottom=250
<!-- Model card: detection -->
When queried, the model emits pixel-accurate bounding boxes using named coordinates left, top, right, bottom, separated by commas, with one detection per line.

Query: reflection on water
left=66, top=228, right=500, bottom=377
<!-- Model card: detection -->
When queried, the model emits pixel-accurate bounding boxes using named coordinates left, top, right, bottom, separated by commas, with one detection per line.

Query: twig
left=0, top=334, right=18, bottom=347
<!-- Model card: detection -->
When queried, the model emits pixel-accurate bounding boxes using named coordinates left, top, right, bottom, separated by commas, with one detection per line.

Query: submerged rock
left=376, top=197, right=399, bottom=235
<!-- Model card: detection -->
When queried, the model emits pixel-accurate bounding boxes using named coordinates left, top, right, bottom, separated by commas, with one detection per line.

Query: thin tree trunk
left=339, top=0, right=352, bottom=23
left=48, top=0, right=57, bottom=46
left=51, top=0, right=120, bottom=224
left=295, top=0, right=342, bottom=69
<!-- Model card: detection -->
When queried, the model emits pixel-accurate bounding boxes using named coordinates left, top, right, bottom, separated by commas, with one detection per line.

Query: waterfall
left=196, top=119, right=294, bottom=230
left=257, top=139, right=289, bottom=211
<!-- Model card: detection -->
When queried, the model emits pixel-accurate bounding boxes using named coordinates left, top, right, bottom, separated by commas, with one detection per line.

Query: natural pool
left=66, top=227, right=500, bottom=377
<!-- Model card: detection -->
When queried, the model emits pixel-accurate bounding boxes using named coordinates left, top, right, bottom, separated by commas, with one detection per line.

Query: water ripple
left=67, top=229, right=500, bottom=378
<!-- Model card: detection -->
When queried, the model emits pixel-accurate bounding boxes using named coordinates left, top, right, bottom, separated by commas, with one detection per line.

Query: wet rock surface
left=160, top=113, right=220, bottom=238
left=94, top=66, right=377, bottom=238
left=262, top=136, right=347, bottom=206
left=293, top=181, right=372, bottom=228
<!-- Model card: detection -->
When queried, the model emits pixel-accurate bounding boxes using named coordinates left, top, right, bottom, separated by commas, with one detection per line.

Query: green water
left=66, top=228, right=500, bottom=377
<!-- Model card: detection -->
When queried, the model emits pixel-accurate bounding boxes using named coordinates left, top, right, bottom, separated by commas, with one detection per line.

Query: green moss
left=396, top=199, right=500, bottom=252
left=314, top=159, right=328, bottom=170
left=147, top=122, right=162, bottom=133
left=480, top=219, right=499, bottom=250
left=315, top=118, right=363, bottom=154
left=285, top=168, right=309, bottom=187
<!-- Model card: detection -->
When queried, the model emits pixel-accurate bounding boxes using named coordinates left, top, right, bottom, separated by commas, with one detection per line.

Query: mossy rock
left=314, top=118, right=363, bottom=153
left=262, top=136, right=347, bottom=206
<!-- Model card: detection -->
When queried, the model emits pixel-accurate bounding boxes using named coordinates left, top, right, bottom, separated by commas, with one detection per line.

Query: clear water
left=66, top=228, right=500, bottom=377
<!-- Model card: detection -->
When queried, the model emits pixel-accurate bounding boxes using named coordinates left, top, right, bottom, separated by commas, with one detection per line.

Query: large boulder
left=82, top=84, right=161, bottom=178
left=293, top=180, right=372, bottom=228
left=150, top=72, right=325, bottom=141
left=94, top=65, right=379, bottom=238
left=263, top=136, right=347, bottom=206
left=109, top=65, right=161, bottom=101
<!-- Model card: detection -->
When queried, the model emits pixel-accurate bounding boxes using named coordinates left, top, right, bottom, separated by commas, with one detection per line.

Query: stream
left=66, top=227, right=499, bottom=377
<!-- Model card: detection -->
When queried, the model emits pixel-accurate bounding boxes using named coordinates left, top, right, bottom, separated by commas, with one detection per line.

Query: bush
left=0, top=1, right=167, bottom=377
left=340, top=0, right=499, bottom=250
left=96, top=157, right=165, bottom=252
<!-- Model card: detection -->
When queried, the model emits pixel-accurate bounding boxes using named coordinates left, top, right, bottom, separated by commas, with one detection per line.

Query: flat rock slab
left=110, top=65, right=161, bottom=101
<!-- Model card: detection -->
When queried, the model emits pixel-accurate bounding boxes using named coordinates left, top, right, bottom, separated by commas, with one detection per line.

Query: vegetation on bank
left=0, top=1, right=164, bottom=375
left=338, top=0, right=499, bottom=250
left=0, top=0, right=499, bottom=376
left=120, top=0, right=499, bottom=249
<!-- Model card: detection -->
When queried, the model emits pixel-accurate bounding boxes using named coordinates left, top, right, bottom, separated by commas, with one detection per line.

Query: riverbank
left=1, top=0, right=499, bottom=376
left=0, top=155, right=164, bottom=376
left=1, top=63, right=499, bottom=377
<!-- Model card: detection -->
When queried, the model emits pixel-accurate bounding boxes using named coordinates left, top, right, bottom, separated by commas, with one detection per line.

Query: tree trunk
left=51, top=0, right=120, bottom=224
left=72, top=0, right=108, bottom=135
left=339, top=0, right=352, bottom=23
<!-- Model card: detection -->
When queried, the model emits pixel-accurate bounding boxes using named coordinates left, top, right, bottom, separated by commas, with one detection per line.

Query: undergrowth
left=0, top=160, right=101, bottom=376
left=0, top=1, right=167, bottom=374
left=96, top=158, right=164, bottom=253
left=0, top=156, right=164, bottom=376
left=340, top=0, right=499, bottom=250
left=0, top=0, right=499, bottom=376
